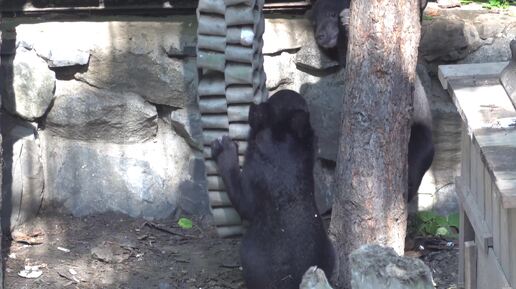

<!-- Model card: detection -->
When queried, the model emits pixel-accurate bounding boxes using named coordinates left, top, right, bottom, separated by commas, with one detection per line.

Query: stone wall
left=1, top=8, right=515, bottom=229
left=0, top=18, right=209, bottom=230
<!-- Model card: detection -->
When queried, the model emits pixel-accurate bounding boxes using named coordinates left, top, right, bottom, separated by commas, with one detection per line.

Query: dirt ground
left=2, top=212, right=458, bottom=289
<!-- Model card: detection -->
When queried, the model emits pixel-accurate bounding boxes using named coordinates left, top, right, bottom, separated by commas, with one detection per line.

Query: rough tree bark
left=329, top=1, right=421, bottom=288
left=0, top=5, right=3, bottom=287
left=0, top=1, right=4, bottom=287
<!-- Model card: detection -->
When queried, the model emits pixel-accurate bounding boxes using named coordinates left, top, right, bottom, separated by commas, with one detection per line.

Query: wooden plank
left=510, top=209, right=516, bottom=287
left=465, top=241, right=477, bottom=289
left=493, top=186, right=502, bottom=261
left=484, top=166, right=494, bottom=233
left=475, top=129, right=516, bottom=209
left=462, top=125, right=472, bottom=195
left=470, top=137, right=479, bottom=207
left=460, top=188, right=477, bottom=289
left=474, top=141, right=485, bottom=219
left=493, top=170, right=516, bottom=209
left=459, top=203, right=466, bottom=289
left=456, top=177, right=494, bottom=252
left=448, top=80, right=516, bottom=131
left=438, top=62, right=508, bottom=90
left=446, top=77, right=516, bottom=209
left=499, top=201, right=511, bottom=279
left=477, top=247, right=512, bottom=289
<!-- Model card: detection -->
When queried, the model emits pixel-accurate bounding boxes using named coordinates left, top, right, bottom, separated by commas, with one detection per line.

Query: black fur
left=211, top=90, right=335, bottom=289
left=408, top=122, right=435, bottom=202
left=311, top=0, right=428, bottom=65
left=310, top=0, right=350, bottom=66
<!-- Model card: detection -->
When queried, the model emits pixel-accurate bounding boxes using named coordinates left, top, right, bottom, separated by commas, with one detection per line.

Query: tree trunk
left=0, top=4, right=4, bottom=287
left=329, top=0, right=421, bottom=288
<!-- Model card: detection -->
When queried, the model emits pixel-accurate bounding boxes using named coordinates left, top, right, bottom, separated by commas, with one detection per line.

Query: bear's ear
left=289, top=110, right=313, bottom=140
left=249, top=102, right=270, bottom=130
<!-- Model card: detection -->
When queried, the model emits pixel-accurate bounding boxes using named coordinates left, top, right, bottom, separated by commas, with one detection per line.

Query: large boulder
left=41, top=119, right=209, bottom=219
left=75, top=53, right=196, bottom=108
left=473, top=14, right=515, bottom=40
left=459, top=23, right=516, bottom=64
left=420, top=15, right=482, bottom=62
left=46, top=80, right=158, bottom=144
left=1, top=47, right=56, bottom=120
left=16, top=32, right=91, bottom=67
left=15, top=21, right=198, bottom=108
left=0, top=112, right=44, bottom=232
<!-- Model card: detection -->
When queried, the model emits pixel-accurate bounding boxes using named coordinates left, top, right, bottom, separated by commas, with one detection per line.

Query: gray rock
left=473, top=14, right=514, bottom=40
left=263, top=18, right=314, bottom=55
left=264, top=53, right=297, bottom=91
left=420, top=15, right=482, bottom=62
left=500, top=40, right=516, bottom=106
left=300, top=69, right=347, bottom=161
left=91, top=245, right=115, bottom=263
left=178, top=180, right=210, bottom=216
left=264, top=52, right=346, bottom=162
left=1, top=47, right=56, bottom=120
left=300, top=266, right=333, bottom=289
left=436, top=0, right=461, bottom=8
left=350, top=245, right=433, bottom=289
left=46, top=80, right=158, bottom=144
left=459, top=24, right=516, bottom=64
left=42, top=48, right=90, bottom=68
left=75, top=53, right=196, bottom=108
left=169, top=106, right=204, bottom=151
left=295, top=39, right=340, bottom=75
left=14, top=21, right=198, bottom=108
left=40, top=119, right=210, bottom=219
left=25, top=38, right=91, bottom=67
left=0, top=112, right=44, bottom=232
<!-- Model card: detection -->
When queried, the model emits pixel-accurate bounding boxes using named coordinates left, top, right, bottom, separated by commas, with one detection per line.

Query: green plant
left=415, top=211, right=459, bottom=237
left=177, top=217, right=193, bottom=229
left=487, top=0, right=511, bottom=8
left=460, top=0, right=514, bottom=8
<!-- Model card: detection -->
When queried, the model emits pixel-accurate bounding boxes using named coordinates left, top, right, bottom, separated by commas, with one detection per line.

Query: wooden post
left=349, top=245, right=434, bottom=289
left=464, top=241, right=477, bottom=289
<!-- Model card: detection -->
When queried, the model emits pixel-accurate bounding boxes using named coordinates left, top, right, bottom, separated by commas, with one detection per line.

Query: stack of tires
left=196, top=0, right=267, bottom=237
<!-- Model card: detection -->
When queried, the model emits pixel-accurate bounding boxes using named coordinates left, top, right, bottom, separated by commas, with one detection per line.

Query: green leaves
left=177, top=217, right=193, bottom=229
left=459, top=0, right=513, bottom=9
left=416, top=211, right=459, bottom=237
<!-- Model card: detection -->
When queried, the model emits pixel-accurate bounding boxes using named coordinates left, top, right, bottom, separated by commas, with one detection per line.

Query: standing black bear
left=211, top=90, right=335, bottom=289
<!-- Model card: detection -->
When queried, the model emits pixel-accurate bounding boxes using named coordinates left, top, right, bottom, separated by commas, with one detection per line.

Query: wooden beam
left=464, top=241, right=477, bottom=289
left=438, top=62, right=508, bottom=90
left=456, top=177, right=494, bottom=252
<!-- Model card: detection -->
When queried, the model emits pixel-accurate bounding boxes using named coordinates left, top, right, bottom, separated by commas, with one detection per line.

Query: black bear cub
left=211, top=90, right=335, bottom=289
